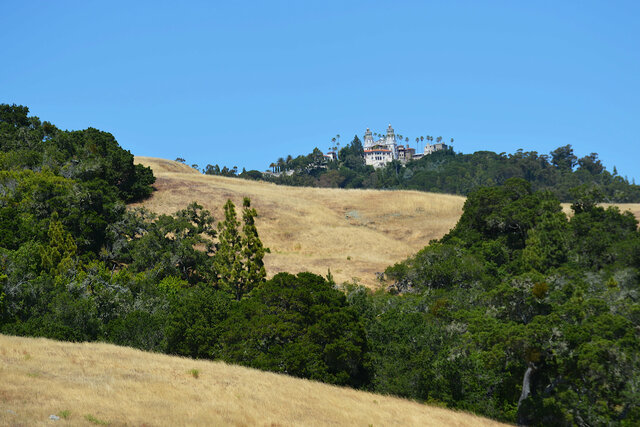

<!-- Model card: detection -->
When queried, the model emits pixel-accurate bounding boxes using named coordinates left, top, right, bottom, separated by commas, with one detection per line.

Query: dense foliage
left=256, top=136, right=640, bottom=202
left=376, top=179, right=640, bottom=425
left=2, top=105, right=639, bottom=425
left=0, top=104, right=155, bottom=256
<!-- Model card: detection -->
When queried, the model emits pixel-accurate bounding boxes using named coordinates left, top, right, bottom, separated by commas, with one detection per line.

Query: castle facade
left=362, top=124, right=448, bottom=168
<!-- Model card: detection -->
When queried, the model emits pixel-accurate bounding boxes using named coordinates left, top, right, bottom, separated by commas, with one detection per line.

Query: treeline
left=2, top=105, right=640, bottom=425
left=253, top=136, right=640, bottom=203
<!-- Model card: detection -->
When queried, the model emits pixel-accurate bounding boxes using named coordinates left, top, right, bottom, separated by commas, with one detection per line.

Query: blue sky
left=3, top=1, right=639, bottom=180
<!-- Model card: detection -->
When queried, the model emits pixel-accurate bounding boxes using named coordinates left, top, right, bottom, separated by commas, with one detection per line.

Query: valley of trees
left=2, top=104, right=640, bottom=425
left=206, top=135, right=640, bottom=203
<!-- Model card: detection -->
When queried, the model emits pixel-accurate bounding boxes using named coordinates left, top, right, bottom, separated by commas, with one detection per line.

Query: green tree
left=220, top=272, right=370, bottom=387
left=241, top=197, right=268, bottom=291
left=40, top=213, right=77, bottom=276
left=550, top=144, right=577, bottom=171
left=215, top=200, right=245, bottom=299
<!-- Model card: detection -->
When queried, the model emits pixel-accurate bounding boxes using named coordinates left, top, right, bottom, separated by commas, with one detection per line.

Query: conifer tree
left=241, top=197, right=267, bottom=292
left=215, top=200, right=244, bottom=298
left=40, top=212, right=77, bottom=276
left=214, top=198, right=268, bottom=300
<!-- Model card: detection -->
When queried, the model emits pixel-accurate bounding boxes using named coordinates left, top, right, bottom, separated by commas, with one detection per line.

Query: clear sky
left=3, top=1, right=639, bottom=180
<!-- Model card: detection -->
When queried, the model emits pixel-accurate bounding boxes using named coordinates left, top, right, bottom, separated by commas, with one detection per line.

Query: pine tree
left=215, top=200, right=244, bottom=298
left=241, top=197, right=268, bottom=293
left=215, top=198, right=268, bottom=300
left=40, top=212, right=77, bottom=276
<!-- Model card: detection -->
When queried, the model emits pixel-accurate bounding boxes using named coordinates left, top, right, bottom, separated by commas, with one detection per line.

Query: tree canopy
left=257, top=139, right=640, bottom=203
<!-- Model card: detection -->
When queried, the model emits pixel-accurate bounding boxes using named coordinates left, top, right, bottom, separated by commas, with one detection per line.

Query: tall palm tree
left=436, top=136, right=442, bottom=143
left=450, top=138, right=454, bottom=144
left=269, top=162, right=276, bottom=173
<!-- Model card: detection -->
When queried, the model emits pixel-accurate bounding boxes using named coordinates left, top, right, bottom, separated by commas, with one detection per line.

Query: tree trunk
left=517, top=362, right=536, bottom=426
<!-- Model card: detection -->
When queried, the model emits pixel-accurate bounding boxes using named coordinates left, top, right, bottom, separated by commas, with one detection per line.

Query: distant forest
left=202, top=135, right=640, bottom=203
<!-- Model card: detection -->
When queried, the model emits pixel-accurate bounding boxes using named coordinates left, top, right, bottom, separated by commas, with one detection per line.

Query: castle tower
left=385, top=124, right=396, bottom=144
left=364, top=127, right=374, bottom=148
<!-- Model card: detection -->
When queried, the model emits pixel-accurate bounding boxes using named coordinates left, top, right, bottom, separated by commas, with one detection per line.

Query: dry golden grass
left=133, top=157, right=640, bottom=288
left=0, top=334, right=508, bottom=427
left=561, top=202, right=640, bottom=219
left=133, top=157, right=466, bottom=288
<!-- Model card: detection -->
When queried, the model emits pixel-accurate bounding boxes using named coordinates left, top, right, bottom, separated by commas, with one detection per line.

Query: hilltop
left=0, top=334, right=507, bottom=426
left=134, top=156, right=466, bottom=288
left=243, top=135, right=640, bottom=203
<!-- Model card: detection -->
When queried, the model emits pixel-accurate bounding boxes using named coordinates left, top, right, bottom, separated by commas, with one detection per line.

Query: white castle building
left=325, top=124, right=449, bottom=169
left=363, top=125, right=399, bottom=168
left=363, top=124, right=449, bottom=168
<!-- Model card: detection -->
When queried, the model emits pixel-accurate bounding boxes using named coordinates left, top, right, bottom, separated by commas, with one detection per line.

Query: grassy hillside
left=0, top=334, right=507, bottom=426
left=134, top=157, right=640, bottom=288
left=133, top=157, right=467, bottom=288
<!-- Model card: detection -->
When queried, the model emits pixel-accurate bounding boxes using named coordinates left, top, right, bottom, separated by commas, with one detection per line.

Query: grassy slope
left=133, top=157, right=640, bottom=288
left=0, top=334, right=508, bottom=426
left=133, top=157, right=466, bottom=288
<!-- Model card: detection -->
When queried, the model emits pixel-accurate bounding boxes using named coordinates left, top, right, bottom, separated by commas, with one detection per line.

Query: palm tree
left=436, top=136, right=443, bottom=144
left=277, top=157, right=285, bottom=173
left=450, top=138, right=454, bottom=144
left=269, top=162, right=276, bottom=173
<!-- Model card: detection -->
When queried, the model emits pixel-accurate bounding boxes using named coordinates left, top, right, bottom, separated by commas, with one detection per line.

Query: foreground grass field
left=133, top=157, right=640, bottom=288
left=0, top=334, right=508, bottom=426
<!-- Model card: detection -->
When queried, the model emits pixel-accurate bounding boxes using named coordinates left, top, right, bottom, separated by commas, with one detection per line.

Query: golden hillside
left=0, top=334, right=508, bottom=426
left=133, top=157, right=640, bottom=288
left=133, top=157, right=466, bottom=288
